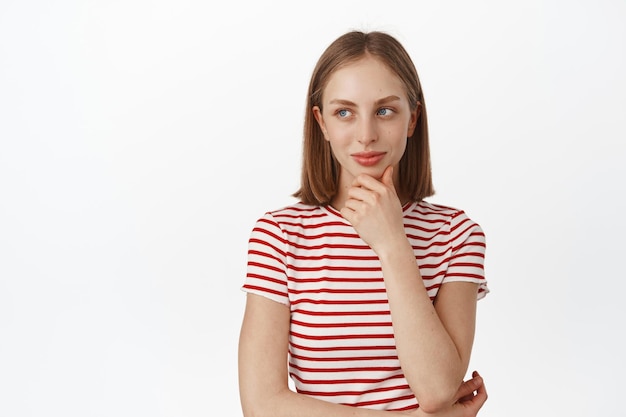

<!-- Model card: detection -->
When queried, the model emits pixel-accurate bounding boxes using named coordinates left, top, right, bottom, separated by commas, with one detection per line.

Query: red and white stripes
left=243, top=201, right=487, bottom=411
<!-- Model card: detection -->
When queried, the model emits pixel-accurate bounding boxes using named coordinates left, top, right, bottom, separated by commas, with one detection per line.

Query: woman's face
left=313, top=55, right=418, bottom=190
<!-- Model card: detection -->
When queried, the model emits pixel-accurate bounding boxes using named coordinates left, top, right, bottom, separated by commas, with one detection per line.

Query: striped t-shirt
left=242, top=200, right=488, bottom=411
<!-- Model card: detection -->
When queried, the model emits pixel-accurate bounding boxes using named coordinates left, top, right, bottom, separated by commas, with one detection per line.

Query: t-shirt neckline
left=321, top=200, right=419, bottom=224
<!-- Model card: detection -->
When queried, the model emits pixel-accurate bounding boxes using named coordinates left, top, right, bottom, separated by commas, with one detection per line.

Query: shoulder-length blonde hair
left=293, top=30, right=434, bottom=206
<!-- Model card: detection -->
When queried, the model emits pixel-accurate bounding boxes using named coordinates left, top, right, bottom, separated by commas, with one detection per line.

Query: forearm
left=241, top=387, right=407, bottom=417
left=377, top=239, right=466, bottom=412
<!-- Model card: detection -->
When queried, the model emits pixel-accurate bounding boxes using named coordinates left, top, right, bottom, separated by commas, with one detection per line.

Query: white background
left=1, top=1, right=625, bottom=416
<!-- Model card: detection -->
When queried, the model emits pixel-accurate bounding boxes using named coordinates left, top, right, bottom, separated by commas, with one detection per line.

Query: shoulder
left=414, top=200, right=465, bottom=217
left=409, top=200, right=471, bottom=222
left=251, top=202, right=327, bottom=232
left=267, top=202, right=325, bottom=221
left=412, top=200, right=484, bottom=238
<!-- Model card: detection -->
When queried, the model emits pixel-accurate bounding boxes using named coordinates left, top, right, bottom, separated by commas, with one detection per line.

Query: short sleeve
left=443, top=211, right=489, bottom=300
left=241, top=212, right=290, bottom=305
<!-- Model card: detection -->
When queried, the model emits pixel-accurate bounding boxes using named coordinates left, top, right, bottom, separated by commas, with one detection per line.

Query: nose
left=357, top=115, right=378, bottom=146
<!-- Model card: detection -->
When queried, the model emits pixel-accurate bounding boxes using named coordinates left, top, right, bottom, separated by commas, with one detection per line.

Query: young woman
left=238, top=30, right=489, bottom=416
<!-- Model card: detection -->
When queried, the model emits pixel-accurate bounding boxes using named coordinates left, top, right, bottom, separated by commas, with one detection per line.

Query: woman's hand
left=340, top=166, right=406, bottom=254
left=405, top=371, right=488, bottom=417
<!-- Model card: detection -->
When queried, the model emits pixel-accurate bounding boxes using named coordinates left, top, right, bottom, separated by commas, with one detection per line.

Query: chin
left=355, top=166, right=385, bottom=180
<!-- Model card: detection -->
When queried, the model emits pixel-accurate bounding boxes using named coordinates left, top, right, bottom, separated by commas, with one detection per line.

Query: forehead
left=323, top=55, right=407, bottom=102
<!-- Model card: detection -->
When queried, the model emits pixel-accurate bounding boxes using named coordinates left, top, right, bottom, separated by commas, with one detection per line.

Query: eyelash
left=335, top=107, right=395, bottom=119
left=376, top=107, right=394, bottom=116
left=337, top=109, right=351, bottom=118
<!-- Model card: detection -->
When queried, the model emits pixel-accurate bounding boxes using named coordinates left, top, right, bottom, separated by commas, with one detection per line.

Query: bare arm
left=378, top=246, right=478, bottom=412
left=238, top=293, right=397, bottom=417
left=341, top=167, right=480, bottom=413
left=411, top=371, right=488, bottom=417
left=239, top=293, right=486, bottom=417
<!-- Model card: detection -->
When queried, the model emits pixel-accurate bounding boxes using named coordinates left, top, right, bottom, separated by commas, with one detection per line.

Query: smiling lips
left=351, top=151, right=386, bottom=167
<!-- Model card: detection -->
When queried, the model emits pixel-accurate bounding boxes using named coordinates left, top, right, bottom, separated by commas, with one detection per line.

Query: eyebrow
left=328, top=95, right=402, bottom=106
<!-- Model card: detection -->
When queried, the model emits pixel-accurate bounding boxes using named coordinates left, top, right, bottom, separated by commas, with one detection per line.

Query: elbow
left=418, top=399, right=450, bottom=414
left=416, top=385, right=458, bottom=414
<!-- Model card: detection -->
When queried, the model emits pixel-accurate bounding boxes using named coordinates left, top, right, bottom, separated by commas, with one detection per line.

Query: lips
left=351, top=151, right=386, bottom=167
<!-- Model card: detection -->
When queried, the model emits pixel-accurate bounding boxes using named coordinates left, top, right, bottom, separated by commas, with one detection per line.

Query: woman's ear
left=313, top=106, right=329, bottom=141
left=407, top=102, right=422, bottom=137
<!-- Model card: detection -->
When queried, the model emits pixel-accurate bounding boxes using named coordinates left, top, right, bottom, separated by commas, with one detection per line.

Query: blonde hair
left=293, top=30, right=434, bottom=205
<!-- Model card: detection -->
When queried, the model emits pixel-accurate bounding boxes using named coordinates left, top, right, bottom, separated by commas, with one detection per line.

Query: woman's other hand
left=404, top=371, right=488, bottom=417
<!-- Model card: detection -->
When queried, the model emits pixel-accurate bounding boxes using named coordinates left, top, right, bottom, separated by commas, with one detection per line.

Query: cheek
left=325, top=123, right=353, bottom=143
left=326, top=141, right=346, bottom=166
left=387, top=125, right=409, bottom=144
left=397, top=138, right=408, bottom=156
left=393, top=119, right=412, bottom=138
left=389, top=132, right=409, bottom=159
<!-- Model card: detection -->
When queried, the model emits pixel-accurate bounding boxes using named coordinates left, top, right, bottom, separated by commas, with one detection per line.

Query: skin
left=238, top=54, right=487, bottom=417
left=313, top=54, right=418, bottom=204
left=239, top=294, right=487, bottom=417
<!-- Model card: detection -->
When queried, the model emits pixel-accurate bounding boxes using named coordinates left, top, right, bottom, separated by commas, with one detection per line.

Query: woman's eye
left=337, top=109, right=351, bottom=118
left=377, top=108, right=394, bottom=116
